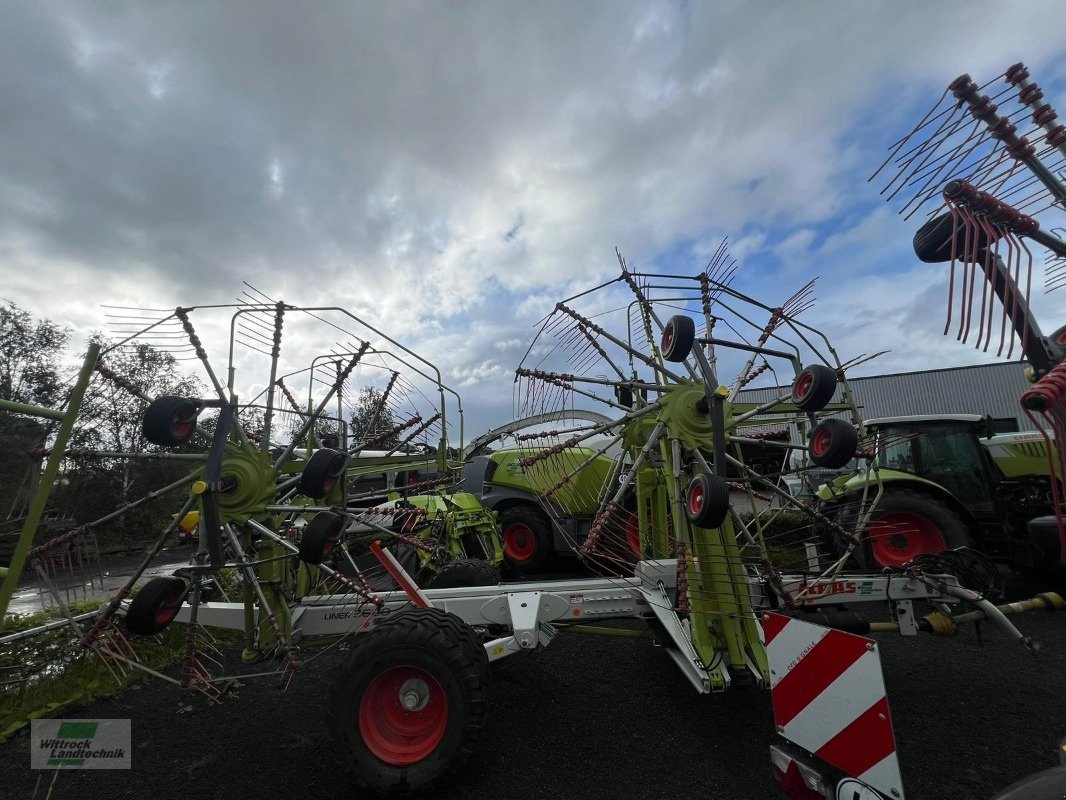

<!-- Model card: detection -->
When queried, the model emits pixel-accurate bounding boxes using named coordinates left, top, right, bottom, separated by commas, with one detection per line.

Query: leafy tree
left=349, top=386, right=400, bottom=449
left=61, top=340, right=205, bottom=545
left=238, top=405, right=267, bottom=448
left=0, top=302, right=70, bottom=524
left=0, top=300, right=69, bottom=407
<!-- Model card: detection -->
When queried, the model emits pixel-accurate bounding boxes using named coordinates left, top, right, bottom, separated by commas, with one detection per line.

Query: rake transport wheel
left=661, top=314, right=696, bottom=362
left=791, top=364, right=838, bottom=412
left=299, top=510, right=345, bottom=564
left=142, top=395, right=201, bottom=447
left=865, top=489, right=973, bottom=569
left=685, top=473, right=730, bottom=529
left=808, top=418, right=858, bottom=469
left=125, top=576, right=188, bottom=635
left=327, top=607, right=489, bottom=796
left=299, top=448, right=349, bottom=499
left=498, top=506, right=551, bottom=572
left=423, top=559, right=501, bottom=589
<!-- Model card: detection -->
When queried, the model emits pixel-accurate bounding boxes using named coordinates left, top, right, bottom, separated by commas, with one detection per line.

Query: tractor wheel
left=498, top=506, right=552, bottom=572
left=808, top=419, right=858, bottom=469
left=424, top=559, right=500, bottom=589
left=661, top=315, right=696, bottom=362
left=142, top=396, right=200, bottom=447
left=299, top=510, right=345, bottom=564
left=299, top=448, right=348, bottom=499
left=685, top=473, right=730, bottom=529
left=791, top=364, right=837, bottom=411
left=125, top=576, right=188, bottom=635
left=864, top=489, right=973, bottom=569
left=327, top=607, right=489, bottom=796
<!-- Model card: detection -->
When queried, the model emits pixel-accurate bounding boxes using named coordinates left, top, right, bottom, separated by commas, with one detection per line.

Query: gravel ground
left=2, top=583, right=1065, bottom=800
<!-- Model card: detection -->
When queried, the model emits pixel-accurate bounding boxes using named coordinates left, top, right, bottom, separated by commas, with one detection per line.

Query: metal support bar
left=646, top=581, right=712, bottom=693
left=0, top=343, right=100, bottom=618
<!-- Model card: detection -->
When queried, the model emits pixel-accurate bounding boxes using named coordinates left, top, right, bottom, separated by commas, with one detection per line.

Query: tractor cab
left=867, top=415, right=1000, bottom=513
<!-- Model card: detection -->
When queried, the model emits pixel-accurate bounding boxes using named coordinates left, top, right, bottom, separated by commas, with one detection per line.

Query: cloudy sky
left=2, top=1, right=1066, bottom=436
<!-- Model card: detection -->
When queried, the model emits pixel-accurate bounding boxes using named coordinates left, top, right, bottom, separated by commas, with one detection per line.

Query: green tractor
left=847, top=59, right=1066, bottom=577
left=462, top=410, right=622, bottom=571
left=817, top=415, right=1059, bottom=570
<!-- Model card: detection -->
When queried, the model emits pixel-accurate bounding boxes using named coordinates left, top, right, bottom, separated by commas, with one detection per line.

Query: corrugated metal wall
left=738, top=362, right=1031, bottom=428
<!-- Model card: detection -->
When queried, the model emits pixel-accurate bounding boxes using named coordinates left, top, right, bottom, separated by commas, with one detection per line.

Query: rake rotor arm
left=916, top=208, right=1057, bottom=376
left=985, top=252, right=1056, bottom=375
left=947, top=74, right=1066, bottom=209
left=698, top=337, right=803, bottom=378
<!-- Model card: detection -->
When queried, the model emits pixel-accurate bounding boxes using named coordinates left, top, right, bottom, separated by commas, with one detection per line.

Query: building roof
left=737, top=361, right=1031, bottom=427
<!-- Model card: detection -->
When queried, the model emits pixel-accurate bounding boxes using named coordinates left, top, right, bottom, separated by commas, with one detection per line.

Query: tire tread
left=326, top=607, right=488, bottom=797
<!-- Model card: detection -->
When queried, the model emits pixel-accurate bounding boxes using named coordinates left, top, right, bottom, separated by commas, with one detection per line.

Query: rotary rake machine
left=0, top=296, right=500, bottom=697
left=4, top=274, right=1060, bottom=800
left=271, top=253, right=1057, bottom=800
left=153, top=258, right=1047, bottom=798
left=5, top=64, right=1066, bottom=798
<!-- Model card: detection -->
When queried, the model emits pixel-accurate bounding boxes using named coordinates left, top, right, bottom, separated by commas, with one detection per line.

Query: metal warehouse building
left=738, top=361, right=1032, bottom=432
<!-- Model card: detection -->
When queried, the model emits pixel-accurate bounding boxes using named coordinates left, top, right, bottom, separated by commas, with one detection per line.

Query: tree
left=62, top=340, right=205, bottom=544
left=0, top=301, right=70, bottom=522
left=0, top=300, right=69, bottom=407
left=349, top=386, right=400, bottom=449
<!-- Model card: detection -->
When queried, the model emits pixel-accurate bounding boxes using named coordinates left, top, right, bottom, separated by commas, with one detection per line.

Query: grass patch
left=1, top=602, right=189, bottom=743
left=1, top=566, right=249, bottom=742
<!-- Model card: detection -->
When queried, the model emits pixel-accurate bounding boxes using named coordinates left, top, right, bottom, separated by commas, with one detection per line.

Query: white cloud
left=2, top=1, right=1066, bottom=435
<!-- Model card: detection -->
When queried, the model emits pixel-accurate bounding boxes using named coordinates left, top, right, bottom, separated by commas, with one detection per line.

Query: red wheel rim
left=503, top=523, right=537, bottom=562
left=868, top=512, right=947, bottom=567
left=662, top=323, right=674, bottom=354
left=794, top=373, right=812, bottom=400
left=688, top=481, right=705, bottom=516
left=170, top=419, right=192, bottom=438
left=153, top=589, right=184, bottom=625
left=624, top=513, right=641, bottom=558
left=359, top=665, right=448, bottom=766
left=811, top=428, right=831, bottom=457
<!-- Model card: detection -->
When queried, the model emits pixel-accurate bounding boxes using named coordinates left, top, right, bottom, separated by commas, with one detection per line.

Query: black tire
left=860, top=488, right=973, bottom=569
left=791, top=364, right=837, bottom=411
left=142, top=396, right=200, bottom=447
left=299, top=448, right=348, bottom=499
left=327, top=607, right=489, bottom=796
left=125, top=576, right=187, bottom=635
left=913, top=210, right=994, bottom=264
left=1020, top=516, right=1066, bottom=578
left=808, top=419, right=858, bottom=469
left=299, top=511, right=345, bottom=564
left=685, top=473, right=730, bottom=528
left=661, top=315, right=696, bottom=362
left=424, top=559, right=500, bottom=589
left=498, top=506, right=552, bottom=571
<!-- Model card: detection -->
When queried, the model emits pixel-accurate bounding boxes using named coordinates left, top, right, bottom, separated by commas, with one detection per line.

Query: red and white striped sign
left=761, top=612, right=904, bottom=800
